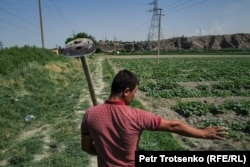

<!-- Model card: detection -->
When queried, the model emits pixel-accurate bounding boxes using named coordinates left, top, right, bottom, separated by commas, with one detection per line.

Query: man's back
left=81, top=100, right=161, bottom=166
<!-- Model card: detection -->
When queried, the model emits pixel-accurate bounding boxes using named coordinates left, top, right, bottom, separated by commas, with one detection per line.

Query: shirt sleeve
left=135, top=108, right=161, bottom=130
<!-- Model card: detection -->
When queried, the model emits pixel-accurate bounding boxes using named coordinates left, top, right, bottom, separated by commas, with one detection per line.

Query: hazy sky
left=1, top=0, right=249, bottom=49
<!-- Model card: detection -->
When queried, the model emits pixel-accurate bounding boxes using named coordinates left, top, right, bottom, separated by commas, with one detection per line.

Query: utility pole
left=147, top=0, right=164, bottom=60
left=157, top=8, right=163, bottom=61
left=38, top=0, right=45, bottom=48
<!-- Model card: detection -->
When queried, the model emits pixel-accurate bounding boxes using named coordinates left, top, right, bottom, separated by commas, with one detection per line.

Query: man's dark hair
left=111, top=69, right=139, bottom=95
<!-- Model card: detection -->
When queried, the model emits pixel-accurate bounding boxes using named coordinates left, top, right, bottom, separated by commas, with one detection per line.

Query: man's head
left=110, top=69, right=139, bottom=105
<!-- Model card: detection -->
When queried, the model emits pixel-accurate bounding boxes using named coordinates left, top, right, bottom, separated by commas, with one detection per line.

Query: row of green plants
left=159, top=48, right=250, bottom=55
left=172, top=100, right=250, bottom=137
left=111, top=57, right=250, bottom=98
left=172, top=100, right=250, bottom=118
left=140, top=80, right=250, bottom=98
left=196, top=118, right=250, bottom=139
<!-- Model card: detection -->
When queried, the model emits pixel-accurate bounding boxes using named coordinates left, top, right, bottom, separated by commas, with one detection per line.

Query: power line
left=44, top=0, right=75, bottom=44
left=42, top=0, right=71, bottom=34
left=162, top=0, right=206, bottom=15
left=121, top=18, right=151, bottom=41
left=49, top=0, right=74, bottom=32
left=0, top=3, right=58, bottom=47
left=0, top=8, right=38, bottom=27
left=0, top=9, right=40, bottom=36
left=0, top=15, right=39, bottom=38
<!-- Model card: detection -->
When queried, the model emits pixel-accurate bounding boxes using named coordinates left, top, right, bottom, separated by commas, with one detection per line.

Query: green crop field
left=109, top=56, right=250, bottom=150
left=0, top=46, right=249, bottom=166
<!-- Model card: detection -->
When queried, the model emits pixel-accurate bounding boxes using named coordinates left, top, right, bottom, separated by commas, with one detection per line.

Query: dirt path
left=92, top=57, right=106, bottom=104
left=84, top=57, right=106, bottom=167
left=87, top=57, right=108, bottom=167
left=107, top=54, right=250, bottom=59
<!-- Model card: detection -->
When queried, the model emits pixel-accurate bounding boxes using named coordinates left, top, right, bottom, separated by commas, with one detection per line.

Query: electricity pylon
left=147, top=0, right=163, bottom=53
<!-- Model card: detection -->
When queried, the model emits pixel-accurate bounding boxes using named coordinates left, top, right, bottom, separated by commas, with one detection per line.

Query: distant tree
left=65, top=32, right=96, bottom=45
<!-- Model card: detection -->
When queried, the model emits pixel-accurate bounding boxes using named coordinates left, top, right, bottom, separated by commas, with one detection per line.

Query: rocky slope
left=98, top=33, right=250, bottom=52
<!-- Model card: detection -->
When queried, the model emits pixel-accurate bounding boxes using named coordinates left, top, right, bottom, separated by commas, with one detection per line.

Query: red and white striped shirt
left=81, top=100, right=161, bottom=167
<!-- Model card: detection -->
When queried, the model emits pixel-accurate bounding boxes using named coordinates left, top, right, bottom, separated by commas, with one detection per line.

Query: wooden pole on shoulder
left=80, top=56, right=98, bottom=106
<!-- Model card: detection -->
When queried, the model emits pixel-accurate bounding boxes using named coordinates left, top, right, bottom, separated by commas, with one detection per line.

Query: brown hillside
left=99, top=33, right=250, bottom=52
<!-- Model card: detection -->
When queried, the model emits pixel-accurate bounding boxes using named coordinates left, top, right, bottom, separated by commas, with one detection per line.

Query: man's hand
left=203, top=126, right=228, bottom=140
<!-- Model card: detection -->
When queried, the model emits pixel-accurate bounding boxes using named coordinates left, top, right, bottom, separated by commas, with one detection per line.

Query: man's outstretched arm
left=158, top=118, right=228, bottom=140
